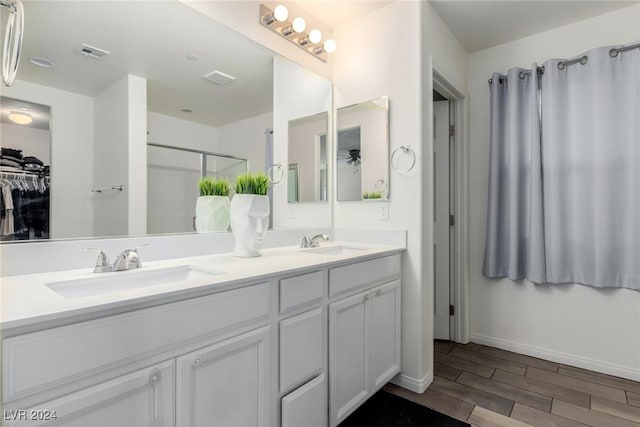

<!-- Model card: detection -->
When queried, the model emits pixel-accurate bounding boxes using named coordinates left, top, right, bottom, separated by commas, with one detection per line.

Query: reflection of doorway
left=337, top=127, right=362, bottom=201
left=288, top=163, right=299, bottom=203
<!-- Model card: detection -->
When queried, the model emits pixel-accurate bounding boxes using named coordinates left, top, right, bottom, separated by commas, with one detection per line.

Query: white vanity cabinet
left=328, top=255, right=401, bottom=426
left=2, top=249, right=403, bottom=427
left=2, top=282, right=271, bottom=427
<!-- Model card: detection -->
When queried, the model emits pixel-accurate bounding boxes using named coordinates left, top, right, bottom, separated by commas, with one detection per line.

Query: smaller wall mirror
left=337, top=96, right=389, bottom=201
left=287, top=112, right=329, bottom=203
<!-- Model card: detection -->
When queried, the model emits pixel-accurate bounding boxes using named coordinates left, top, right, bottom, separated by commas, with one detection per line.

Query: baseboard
left=471, top=334, right=640, bottom=382
left=390, top=372, right=433, bottom=394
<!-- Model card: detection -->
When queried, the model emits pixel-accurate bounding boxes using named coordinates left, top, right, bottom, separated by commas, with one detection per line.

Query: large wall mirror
left=0, top=1, right=286, bottom=241
left=336, top=96, right=389, bottom=202
left=287, top=112, right=328, bottom=203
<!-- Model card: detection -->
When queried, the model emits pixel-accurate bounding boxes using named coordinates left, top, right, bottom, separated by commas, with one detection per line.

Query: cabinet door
left=329, top=290, right=369, bottom=426
left=281, top=374, right=327, bottom=427
left=280, top=307, right=324, bottom=394
left=3, top=361, right=174, bottom=427
left=370, top=280, right=401, bottom=391
left=176, top=326, right=270, bottom=427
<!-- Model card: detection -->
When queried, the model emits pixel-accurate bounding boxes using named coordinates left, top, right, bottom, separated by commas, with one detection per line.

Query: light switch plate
left=378, top=203, right=389, bottom=221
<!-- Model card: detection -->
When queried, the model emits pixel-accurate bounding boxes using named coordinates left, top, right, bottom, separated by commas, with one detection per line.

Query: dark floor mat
left=339, top=390, right=470, bottom=427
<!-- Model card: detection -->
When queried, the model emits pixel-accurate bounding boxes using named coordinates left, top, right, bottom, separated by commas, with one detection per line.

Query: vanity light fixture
left=8, top=111, right=32, bottom=125
left=259, top=4, right=334, bottom=62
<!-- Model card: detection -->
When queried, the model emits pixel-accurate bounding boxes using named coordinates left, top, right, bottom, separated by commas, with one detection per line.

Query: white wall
left=332, top=0, right=467, bottom=392
left=273, top=57, right=332, bottom=228
left=1, top=124, right=51, bottom=165
left=216, top=112, right=272, bottom=173
left=93, top=75, right=147, bottom=237
left=468, top=5, right=640, bottom=380
left=0, top=80, right=94, bottom=238
left=147, top=112, right=219, bottom=152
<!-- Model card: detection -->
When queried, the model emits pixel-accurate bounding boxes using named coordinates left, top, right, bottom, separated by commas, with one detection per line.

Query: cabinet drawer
left=3, top=283, right=270, bottom=402
left=329, top=254, right=400, bottom=298
left=279, top=270, right=324, bottom=314
left=282, top=374, right=327, bottom=427
left=280, top=307, right=324, bottom=394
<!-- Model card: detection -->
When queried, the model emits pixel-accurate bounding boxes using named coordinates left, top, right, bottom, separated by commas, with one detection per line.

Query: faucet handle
left=84, top=248, right=113, bottom=273
left=300, top=236, right=309, bottom=248
left=134, top=243, right=150, bottom=252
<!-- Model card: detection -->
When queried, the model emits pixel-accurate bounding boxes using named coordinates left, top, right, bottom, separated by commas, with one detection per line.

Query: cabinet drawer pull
left=194, top=357, right=202, bottom=366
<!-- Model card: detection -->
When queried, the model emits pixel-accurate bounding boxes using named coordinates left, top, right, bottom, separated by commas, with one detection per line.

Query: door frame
left=433, top=67, right=470, bottom=343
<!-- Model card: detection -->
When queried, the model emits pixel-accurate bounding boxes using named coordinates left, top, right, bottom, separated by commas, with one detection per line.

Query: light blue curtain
left=541, top=46, right=640, bottom=289
left=483, top=42, right=640, bottom=291
left=483, top=66, right=545, bottom=283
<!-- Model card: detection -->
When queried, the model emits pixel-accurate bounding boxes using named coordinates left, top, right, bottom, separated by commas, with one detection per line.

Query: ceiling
left=429, top=0, right=640, bottom=53
left=294, top=1, right=395, bottom=29
left=19, top=1, right=274, bottom=127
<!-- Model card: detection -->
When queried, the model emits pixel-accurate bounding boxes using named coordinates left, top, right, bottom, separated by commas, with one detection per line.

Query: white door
left=434, top=99, right=451, bottom=340
left=176, top=326, right=270, bottom=427
left=329, top=291, right=369, bottom=426
left=369, top=280, right=401, bottom=391
left=3, top=361, right=175, bottom=427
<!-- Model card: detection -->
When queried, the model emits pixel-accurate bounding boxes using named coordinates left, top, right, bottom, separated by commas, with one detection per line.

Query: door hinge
left=449, top=305, right=455, bottom=316
left=449, top=125, right=455, bottom=137
left=449, top=215, right=455, bottom=226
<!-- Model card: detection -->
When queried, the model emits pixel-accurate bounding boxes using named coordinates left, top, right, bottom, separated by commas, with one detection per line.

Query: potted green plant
left=230, top=172, right=270, bottom=257
left=195, top=177, right=231, bottom=233
left=363, top=191, right=383, bottom=200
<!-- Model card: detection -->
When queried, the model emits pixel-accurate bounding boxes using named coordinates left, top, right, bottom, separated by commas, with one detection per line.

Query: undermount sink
left=298, top=245, right=367, bottom=256
left=46, top=265, right=224, bottom=299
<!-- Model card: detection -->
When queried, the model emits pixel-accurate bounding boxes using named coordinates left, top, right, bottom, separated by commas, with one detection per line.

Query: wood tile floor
left=384, top=341, right=640, bottom=427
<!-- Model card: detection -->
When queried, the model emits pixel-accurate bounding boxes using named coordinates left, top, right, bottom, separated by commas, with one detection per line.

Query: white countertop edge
left=1, top=242, right=405, bottom=335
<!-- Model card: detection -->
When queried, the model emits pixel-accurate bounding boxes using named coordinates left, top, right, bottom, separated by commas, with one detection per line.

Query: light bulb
left=292, top=17, right=306, bottom=33
left=308, top=29, right=322, bottom=44
left=323, top=39, right=336, bottom=53
left=8, top=112, right=32, bottom=125
left=273, top=5, right=288, bottom=22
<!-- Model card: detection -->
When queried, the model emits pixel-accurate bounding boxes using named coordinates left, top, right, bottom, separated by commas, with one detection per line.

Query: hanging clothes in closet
left=0, top=173, right=50, bottom=241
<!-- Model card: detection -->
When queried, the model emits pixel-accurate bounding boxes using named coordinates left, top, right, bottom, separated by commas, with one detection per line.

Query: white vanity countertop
left=0, top=242, right=404, bottom=335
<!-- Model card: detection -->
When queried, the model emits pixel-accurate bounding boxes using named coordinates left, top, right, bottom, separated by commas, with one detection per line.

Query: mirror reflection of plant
left=235, top=172, right=269, bottom=196
left=363, top=192, right=383, bottom=199
left=199, top=177, right=231, bottom=196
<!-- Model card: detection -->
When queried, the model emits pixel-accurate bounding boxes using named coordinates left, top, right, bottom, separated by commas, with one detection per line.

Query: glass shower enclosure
left=147, top=143, right=247, bottom=234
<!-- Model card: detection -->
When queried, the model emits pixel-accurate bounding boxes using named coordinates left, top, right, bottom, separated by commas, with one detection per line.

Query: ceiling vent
left=203, top=70, right=236, bottom=85
left=79, top=43, right=111, bottom=60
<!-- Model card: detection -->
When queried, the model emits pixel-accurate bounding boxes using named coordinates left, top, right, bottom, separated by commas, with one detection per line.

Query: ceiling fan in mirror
left=339, top=149, right=361, bottom=166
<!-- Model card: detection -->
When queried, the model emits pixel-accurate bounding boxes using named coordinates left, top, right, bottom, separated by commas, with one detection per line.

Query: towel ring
left=267, top=162, right=283, bottom=184
left=391, top=145, right=416, bottom=174
left=374, top=179, right=387, bottom=193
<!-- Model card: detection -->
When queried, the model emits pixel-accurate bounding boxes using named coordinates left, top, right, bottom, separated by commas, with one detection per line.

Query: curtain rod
left=488, top=40, right=640, bottom=84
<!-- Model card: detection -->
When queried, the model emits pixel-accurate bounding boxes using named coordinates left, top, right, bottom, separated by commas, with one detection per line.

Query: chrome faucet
left=84, top=248, right=113, bottom=273
left=113, top=244, right=150, bottom=271
left=85, top=244, right=149, bottom=272
left=300, top=234, right=330, bottom=248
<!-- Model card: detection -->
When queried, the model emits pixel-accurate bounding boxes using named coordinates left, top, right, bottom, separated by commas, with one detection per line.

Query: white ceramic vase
left=195, top=195, right=230, bottom=233
left=230, top=194, right=270, bottom=257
